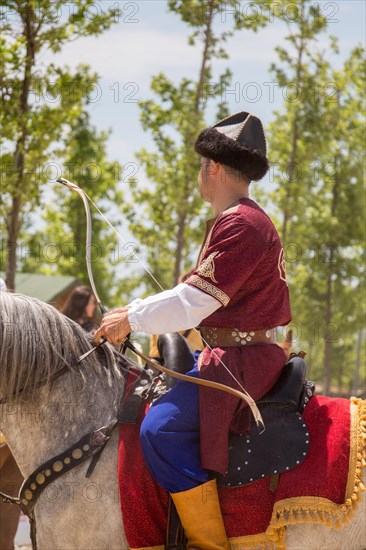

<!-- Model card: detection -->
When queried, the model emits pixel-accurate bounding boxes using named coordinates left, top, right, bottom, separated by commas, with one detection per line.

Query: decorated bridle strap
left=0, top=420, right=117, bottom=518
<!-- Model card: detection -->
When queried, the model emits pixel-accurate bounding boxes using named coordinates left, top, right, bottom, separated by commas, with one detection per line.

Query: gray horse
left=0, top=293, right=365, bottom=550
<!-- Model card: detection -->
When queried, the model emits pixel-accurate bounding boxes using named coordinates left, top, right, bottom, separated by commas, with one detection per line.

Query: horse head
left=0, top=292, right=124, bottom=405
left=0, top=292, right=127, bottom=477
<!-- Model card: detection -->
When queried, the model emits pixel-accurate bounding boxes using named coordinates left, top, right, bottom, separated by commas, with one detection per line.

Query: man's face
left=198, top=157, right=216, bottom=202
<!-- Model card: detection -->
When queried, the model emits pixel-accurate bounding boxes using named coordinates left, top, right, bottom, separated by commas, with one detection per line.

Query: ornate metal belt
left=200, top=327, right=276, bottom=347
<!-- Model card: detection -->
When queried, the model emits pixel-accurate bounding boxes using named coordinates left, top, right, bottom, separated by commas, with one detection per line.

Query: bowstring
left=84, top=191, right=164, bottom=292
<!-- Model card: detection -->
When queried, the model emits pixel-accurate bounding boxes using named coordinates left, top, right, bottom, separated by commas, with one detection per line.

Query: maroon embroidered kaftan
left=186, top=197, right=292, bottom=474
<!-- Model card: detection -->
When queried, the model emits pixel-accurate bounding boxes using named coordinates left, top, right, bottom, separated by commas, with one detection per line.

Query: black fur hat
left=194, top=112, right=269, bottom=181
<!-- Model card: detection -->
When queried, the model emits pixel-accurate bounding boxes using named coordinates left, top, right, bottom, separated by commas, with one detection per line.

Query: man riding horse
left=95, top=111, right=292, bottom=550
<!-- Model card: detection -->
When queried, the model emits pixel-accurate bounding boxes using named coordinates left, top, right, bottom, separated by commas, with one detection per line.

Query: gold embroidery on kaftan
left=196, top=251, right=219, bottom=283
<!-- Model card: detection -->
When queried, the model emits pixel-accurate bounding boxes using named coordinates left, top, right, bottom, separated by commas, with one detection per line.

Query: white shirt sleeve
left=127, top=283, right=221, bottom=334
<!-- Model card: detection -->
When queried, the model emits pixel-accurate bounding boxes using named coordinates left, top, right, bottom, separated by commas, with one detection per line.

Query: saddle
left=119, top=333, right=315, bottom=487
left=215, top=356, right=314, bottom=487
left=118, top=332, right=195, bottom=423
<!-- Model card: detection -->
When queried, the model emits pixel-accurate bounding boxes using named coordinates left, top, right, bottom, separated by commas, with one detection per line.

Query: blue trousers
left=140, top=362, right=209, bottom=493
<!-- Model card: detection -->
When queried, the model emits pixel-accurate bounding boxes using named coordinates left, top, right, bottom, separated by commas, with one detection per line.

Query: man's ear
left=209, top=160, right=220, bottom=175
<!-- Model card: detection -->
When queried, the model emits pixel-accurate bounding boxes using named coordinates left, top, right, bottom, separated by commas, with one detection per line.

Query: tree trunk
left=322, top=159, right=340, bottom=394
left=194, top=0, right=215, bottom=115
left=172, top=1, right=215, bottom=283
left=322, top=261, right=333, bottom=395
left=5, top=196, right=22, bottom=290
left=352, top=329, right=364, bottom=395
left=282, top=123, right=299, bottom=245
left=306, top=341, right=314, bottom=378
left=281, top=39, right=304, bottom=245
left=173, top=210, right=187, bottom=286
left=337, top=361, right=343, bottom=396
left=5, top=2, right=36, bottom=290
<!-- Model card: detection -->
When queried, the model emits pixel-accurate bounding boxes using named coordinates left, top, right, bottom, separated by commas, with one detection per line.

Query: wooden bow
left=58, top=177, right=265, bottom=432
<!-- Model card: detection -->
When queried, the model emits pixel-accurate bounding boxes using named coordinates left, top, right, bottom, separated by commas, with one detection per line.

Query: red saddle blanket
left=117, top=396, right=366, bottom=550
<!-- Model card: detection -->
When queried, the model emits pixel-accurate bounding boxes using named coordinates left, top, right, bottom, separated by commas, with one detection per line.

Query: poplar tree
left=21, top=111, right=123, bottom=305
left=266, top=2, right=365, bottom=393
left=0, top=0, right=119, bottom=290
left=257, top=0, right=329, bottom=244
left=118, top=0, right=269, bottom=297
left=301, top=46, right=365, bottom=394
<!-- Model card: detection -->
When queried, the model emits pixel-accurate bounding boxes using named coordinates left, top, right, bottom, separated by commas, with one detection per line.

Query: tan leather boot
left=170, top=479, right=228, bottom=550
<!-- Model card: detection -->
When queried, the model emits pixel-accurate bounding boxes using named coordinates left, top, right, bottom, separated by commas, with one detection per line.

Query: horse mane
left=0, top=292, right=123, bottom=402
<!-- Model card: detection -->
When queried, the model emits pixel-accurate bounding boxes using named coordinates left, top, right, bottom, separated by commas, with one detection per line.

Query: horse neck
left=0, top=367, right=124, bottom=477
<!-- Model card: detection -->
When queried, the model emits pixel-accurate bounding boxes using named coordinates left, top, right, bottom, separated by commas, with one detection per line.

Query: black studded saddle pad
left=215, top=404, right=310, bottom=487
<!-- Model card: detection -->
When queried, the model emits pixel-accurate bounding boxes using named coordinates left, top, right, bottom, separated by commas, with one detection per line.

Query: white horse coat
left=0, top=293, right=365, bottom=550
